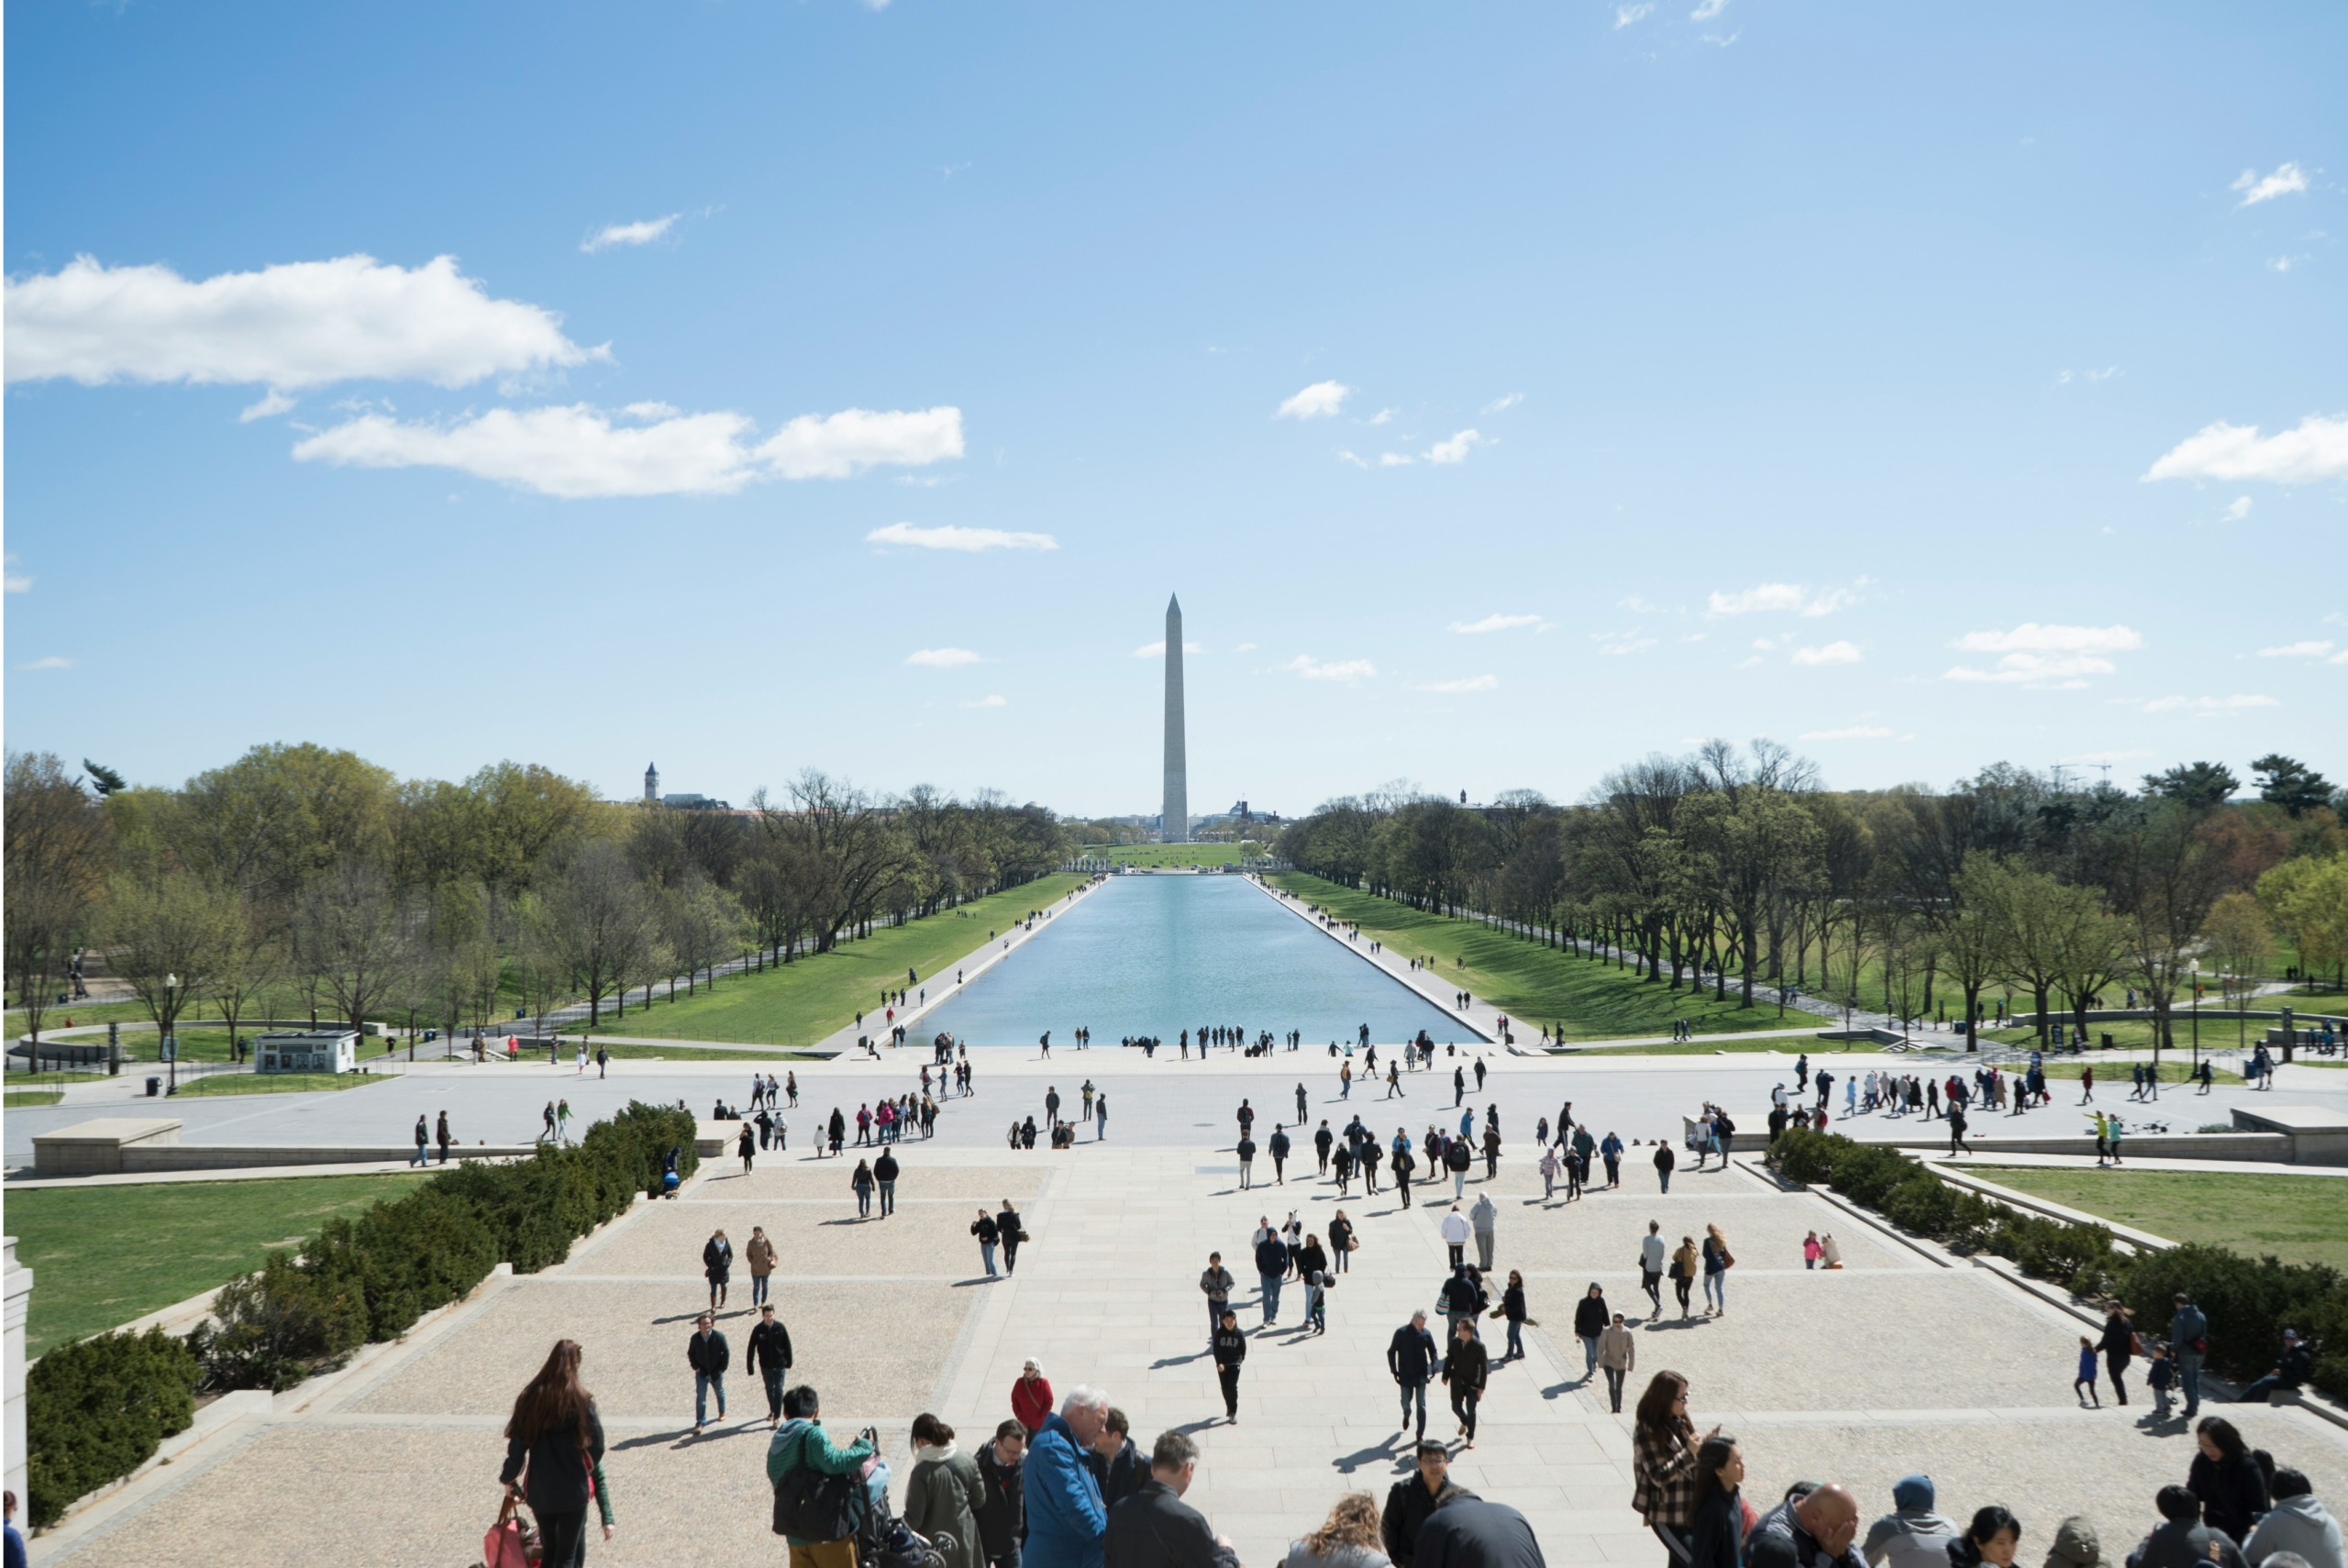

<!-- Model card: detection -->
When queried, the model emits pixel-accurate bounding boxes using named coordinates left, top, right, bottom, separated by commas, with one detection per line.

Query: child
left=1802, top=1231, right=1822, bottom=1271
left=2074, top=1336, right=2101, bottom=1408
left=2146, top=1342, right=2175, bottom=1418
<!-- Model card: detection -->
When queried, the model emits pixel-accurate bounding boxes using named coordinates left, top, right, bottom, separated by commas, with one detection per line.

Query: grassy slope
left=1269, top=873, right=1808, bottom=1042
left=11, top=1173, right=432, bottom=1354
left=1086, top=844, right=1252, bottom=867
left=588, top=873, right=1087, bottom=1043
left=1970, top=1167, right=2348, bottom=1272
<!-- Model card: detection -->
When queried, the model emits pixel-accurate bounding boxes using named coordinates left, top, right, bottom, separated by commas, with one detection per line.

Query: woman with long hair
left=2187, top=1415, right=2269, bottom=1544
left=1948, top=1507, right=2021, bottom=1568
left=1687, top=1433, right=1746, bottom=1568
left=1672, top=1237, right=1700, bottom=1320
left=853, top=1158, right=876, bottom=1218
left=1701, top=1226, right=1733, bottom=1318
left=1632, top=1371, right=1711, bottom=1564
left=498, top=1340, right=611, bottom=1568
left=1284, top=1491, right=1390, bottom=1568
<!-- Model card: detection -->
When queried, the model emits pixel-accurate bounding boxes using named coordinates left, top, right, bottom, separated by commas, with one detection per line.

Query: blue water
left=921, top=874, right=1479, bottom=1046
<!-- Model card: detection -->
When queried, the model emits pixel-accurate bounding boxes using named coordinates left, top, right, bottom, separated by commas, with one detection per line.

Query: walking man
left=1236, top=1132, right=1257, bottom=1189
left=412, top=1114, right=429, bottom=1167
left=875, top=1147, right=900, bottom=1216
left=1269, top=1123, right=1290, bottom=1185
left=689, top=1311, right=729, bottom=1433
left=748, top=1303, right=792, bottom=1428
left=1200, top=1253, right=1235, bottom=1344
left=999, top=1200, right=1026, bottom=1275
left=1213, top=1310, right=1247, bottom=1421
left=1255, top=1228, right=1290, bottom=1327
left=1443, top=1317, right=1488, bottom=1448
left=2170, top=1292, right=2208, bottom=1419
left=1640, top=1221, right=1667, bottom=1317
left=1469, top=1190, right=1498, bottom=1273
left=1388, top=1310, right=1438, bottom=1441
left=1441, top=1205, right=1471, bottom=1271
left=974, top=1208, right=1002, bottom=1278
left=436, top=1110, right=452, bottom=1165
left=1654, top=1140, right=1675, bottom=1194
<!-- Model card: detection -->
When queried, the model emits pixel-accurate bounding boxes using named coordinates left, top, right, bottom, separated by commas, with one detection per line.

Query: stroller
left=858, top=1458, right=955, bottom=1568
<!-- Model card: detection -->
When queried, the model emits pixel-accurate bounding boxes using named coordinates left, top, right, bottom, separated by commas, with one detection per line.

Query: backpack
left=773, top=1431, right=861, bottom=1540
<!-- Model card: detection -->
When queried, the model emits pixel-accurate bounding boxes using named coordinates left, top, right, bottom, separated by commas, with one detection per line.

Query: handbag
left=483, top=1496, right=536, bottom=1568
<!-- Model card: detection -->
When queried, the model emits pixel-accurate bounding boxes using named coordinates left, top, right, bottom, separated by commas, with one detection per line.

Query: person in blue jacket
left=1024, top=1385, right=1113, bottom=1568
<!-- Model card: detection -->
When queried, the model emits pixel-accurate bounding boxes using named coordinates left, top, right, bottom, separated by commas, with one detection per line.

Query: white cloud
left=1619, top=595, right=1663, bottom=614
left=1368, top=409, right=1396, bottom=425
left=1424, top=429, right=1484, bottom=465
left=1450, top=613, right=1541, bottom=635
left=1700, top=30, right=1740, bottom=45
left=2143, top=694, right=2280, bottom=714
left=19, top=656, right=73, bottom=670
left=292, top=402, right=961, bottom=498
left=1614, top=1, right=1653, bottom=24
left=2269, top=255, right=2309, bottom=273
left=1277, top=381, right=1351, bottom=419
left=1790, top=641, right=1862, bottom=667
left=1689, top=0, right=1728, bottom=18
left=1707, top=581, right=1858, bottom=617
left=1944, top=622, right=2142, bottom=687
left=1600, top=636, right=1657, bottom=657
left=2144, top=414, right=2348, bottom=483
left=2232, top=161, right=2309, bottom=206
left=1335, top=450, right=1368, bottom=469
left=238, top=389, right=296, bottom=422
left=5, top=254, right=598, bottom=390
left=905, top=647, right=982, bottom=668
left=1799, top=725, right=1895, bottom=740
left=581, top=215, right=681, bottom=252
left=1480, top=392, right=1523, bottom=415
left=2218, top=496, right=2253, bottom=524
left=1413, top=675, right=1499, bottom=693
left=1235, top=643, right=1257, bottom=653
left=866, top=522, right=1056, bottom=553
left=962, top=694, right=1008, bottom=709
left=1378, top=452, right=1414, bottom=468
left=1734, top=655, right=1763, bottom=668
left=1286, top=654, right=1376, bottom=683
left=1133, top=640, right=1203, bottom=657
left=2258, top=640, right=2334, bottom=658
left=4, top=555, right=30, bottom=594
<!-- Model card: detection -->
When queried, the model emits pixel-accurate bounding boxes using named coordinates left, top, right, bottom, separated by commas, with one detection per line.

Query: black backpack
left=772, top=1431, right=860, bottom=1540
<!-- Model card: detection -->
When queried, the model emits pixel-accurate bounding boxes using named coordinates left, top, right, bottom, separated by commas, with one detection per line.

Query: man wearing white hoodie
left=2243, top=1470, right=2344, bottom=1568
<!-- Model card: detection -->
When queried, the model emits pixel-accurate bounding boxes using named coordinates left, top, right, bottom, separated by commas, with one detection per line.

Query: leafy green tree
left=2250, top=754, right=2333, bottom=818
left=2143, top=761, right=2239, bottom=812
left=4, top=752, right=112, bottom=1043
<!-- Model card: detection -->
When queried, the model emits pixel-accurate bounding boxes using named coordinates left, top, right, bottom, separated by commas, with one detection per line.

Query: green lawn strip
left=1964, top=1167, right=2348, bottom=1273
left=1978, top=1021, right=2255, bottom=1068
left=6, top=1090, right=63, bottom=1107
left=587, top=873, right=1088, bottom=1043
left=171, top=1071, right=385, bottom=1098
left=1269, top=873, right=1805, bottom=1041
left=1088, top=844, right=1253, bottom=867
left=595, top=1043, right=823, bottom=1062
left=1569, top=1038, right=1810, bottom=1055
left=11, top=1172, right=434, bottom=1355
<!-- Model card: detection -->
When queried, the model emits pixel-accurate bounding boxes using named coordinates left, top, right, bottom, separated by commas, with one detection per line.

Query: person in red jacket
left=1012, top=1359, right=1056, bottom=1434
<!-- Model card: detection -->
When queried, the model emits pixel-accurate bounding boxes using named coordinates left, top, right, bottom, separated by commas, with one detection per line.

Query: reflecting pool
left=921, top=874, right=1479, bottom=1046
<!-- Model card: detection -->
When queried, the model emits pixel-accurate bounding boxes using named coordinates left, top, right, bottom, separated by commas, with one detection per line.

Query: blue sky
left=6, top=2, right=2342, bottom=817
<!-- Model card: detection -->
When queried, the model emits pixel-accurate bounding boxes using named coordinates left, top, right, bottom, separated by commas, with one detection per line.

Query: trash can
left=146, top=1076, right=161, bottom=1097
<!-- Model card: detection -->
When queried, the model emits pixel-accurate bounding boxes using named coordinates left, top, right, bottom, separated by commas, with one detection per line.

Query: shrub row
left=1768, top=1128, right=2348, bottom=1401
left=28, top=1100, right=698, bottom=1531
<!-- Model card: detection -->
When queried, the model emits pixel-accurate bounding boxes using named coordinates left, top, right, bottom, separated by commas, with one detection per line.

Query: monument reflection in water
left=921, top=875, right=1479, bottom=1047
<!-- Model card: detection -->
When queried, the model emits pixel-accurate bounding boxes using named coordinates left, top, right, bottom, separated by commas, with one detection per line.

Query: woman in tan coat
left=746, top=1225, right=779, bottom=1309
left=904, top=1413, right=986, bottom=1568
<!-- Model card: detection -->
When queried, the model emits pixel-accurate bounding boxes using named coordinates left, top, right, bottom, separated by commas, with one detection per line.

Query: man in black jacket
left=689, top=1311, right=729, bottom=1433
left=1414, top=1495, right=1546, bottom=1568
left=1382, top=1441, right=1468, bottom=1566
left=975, top=1419, right=1027, bottom=1568
left=1213, top=1310, right=1247, bottom=1421
left=1104, top=1430, right=1238, bottom=1568
left=1443, top=1316, right=1489, bottom=1447
left=874, top=1148, right=901, bottom=1216
left=1269, top=1124, right=1291, bottom=1185
left=1389, top=1310, right=1438, bottom=1441
left=1315, top=1121, right=1335, bottom=1174
left=999, top=1201, right=1026, bottom=1275
left=2237, top=1328, right=2316, bottom=1404
left=748, top=1303, right=793, bottom=1428
left=1254, top=1231, right=1289, bottom=1326
left=1088, top=1408, right=1144, bottom=1507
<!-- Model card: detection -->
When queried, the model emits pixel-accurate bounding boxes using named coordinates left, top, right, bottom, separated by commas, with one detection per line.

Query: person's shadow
left=1331, top=1434, right=1404, bottom=1474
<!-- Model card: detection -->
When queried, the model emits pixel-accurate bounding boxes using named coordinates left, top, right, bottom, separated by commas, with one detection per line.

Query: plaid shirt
left=1632, top=1420, right=1698, bottom=1529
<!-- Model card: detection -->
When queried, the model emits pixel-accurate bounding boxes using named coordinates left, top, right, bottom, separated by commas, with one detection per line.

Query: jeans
left=980, top=1241, right=998, bottom=1277
left=1002, top=1242, right=1018, bottom=1275
left=1604, top=1366, right=1626, bottom=1410
left=1542, top=1172, right=1555, bottom=1198
left=762, top=1367, right=786, bottom=1418
left=1475, top=1231, right=1495, bottom=1272
left=1308, top=1285, right=1326, bottom=1331
left=1209, top=1300, right=1228, bottom=1339
left=1259, top=1274, right=1282, bottom=1324
left=1219, top=1365, right=1241, bottom=1417
left=1579, top=1334, right=1599, bottom=1375
left=1333, top=1245, right=1348, bottom=1273
left=534, top=1507, right=589, bottom=1568
left=695, top=1368, right=726, bottom=1425
left=1658, top=1169, right=1671, bottom=1193
left=1505, top=1319, right=1523, bottom=1359
left=1642, top=1270, right=1662, bottom=1312
left=751, top=1274, right=770, bottom=1306
left=1097, top=1112, right=1106, bottom=1140
left=2178, top=1351, right=2203, bottom=1414
left=1704, top=1272, right=1725, bottom=1311
left=1239, top=1159, right=1252, bottom=1189
left=1451, top=1386, right=1479, bottom=1441
left=879, top=1180, right=896, bottom=1216
left=1454, top=1172, right=1467, bottom=1198
left=857, top=1187, right=872, bottom=1217
left=2237, top=1375, right=2296, bottom=1405
left=1399, top=1377, right=1428, bottom=1435
left=411, top=1144, right=427, bottom=1166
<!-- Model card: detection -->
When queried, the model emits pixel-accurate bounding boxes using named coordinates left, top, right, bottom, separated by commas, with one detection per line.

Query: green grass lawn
left=6, top=1089, right=63, bottom=1108
left=588, top=873, right=1087, bottom=1043
left=172, top=1070, right=385, bottom=1098
left=1269, top=873, right=1812, bottom=1042
left=594, top=1043, right=824, bottom=1061
left=10, top=1173, right=433, bottom=1354
left=1968, top=1167, right=2348, bottom=1272
left=1082, top=844, right=1254, bottom=867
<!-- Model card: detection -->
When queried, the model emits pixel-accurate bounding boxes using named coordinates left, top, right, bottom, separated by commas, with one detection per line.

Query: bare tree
left=533, top=841, right=662, bottom=1026
left=294, top=862, right=412, bottom=1033
left=4, top=752, right=113, bottom=1043
left=107, top=870, right=237, bottom=1056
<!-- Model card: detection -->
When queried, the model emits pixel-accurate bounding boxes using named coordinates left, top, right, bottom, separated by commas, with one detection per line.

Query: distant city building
left=645, top=761, right=660, bottom=802
left=661, top=792, right=732, bottom=811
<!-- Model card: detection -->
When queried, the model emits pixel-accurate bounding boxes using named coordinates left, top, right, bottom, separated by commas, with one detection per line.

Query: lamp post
left=163, top=973, right=179, bottom=1096
left=2190, top=960, right=2200, bottom=1070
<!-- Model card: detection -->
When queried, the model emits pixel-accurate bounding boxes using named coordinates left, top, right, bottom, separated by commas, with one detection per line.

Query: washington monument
left=1162, top=592, right=1187, bottom=843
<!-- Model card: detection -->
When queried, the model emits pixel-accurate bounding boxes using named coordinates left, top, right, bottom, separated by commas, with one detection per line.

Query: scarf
left=917, top=1442, right=958, bottom=1464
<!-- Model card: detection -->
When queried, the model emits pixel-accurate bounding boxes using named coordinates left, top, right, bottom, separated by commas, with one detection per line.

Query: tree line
left=1275, top=743, right=2348, bottom=1049
left=4, top=744, right=1074, bottom=1043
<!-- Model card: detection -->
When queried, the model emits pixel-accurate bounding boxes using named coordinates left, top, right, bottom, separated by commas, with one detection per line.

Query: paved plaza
left=30, top=1052, right=2348, bottom=1568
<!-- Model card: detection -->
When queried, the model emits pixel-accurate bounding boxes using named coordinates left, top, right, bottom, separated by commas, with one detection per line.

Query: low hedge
left=28, top=1102, right=697, bottom=1529
left=1768, top=1129, right=2347, bottom=1400
left=25, top=1328, right=199, bottom=1529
